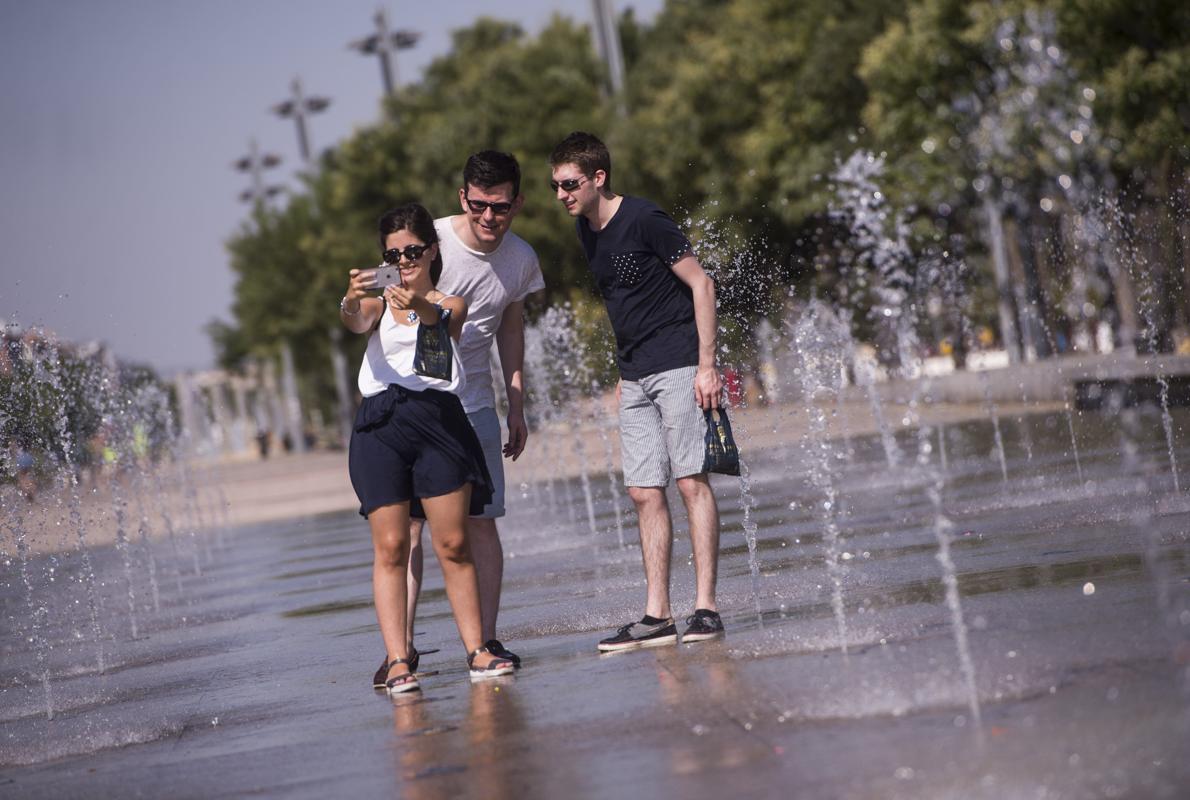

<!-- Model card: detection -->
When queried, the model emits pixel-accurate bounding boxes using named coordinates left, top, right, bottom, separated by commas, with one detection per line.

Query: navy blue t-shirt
left=577, top=196, right=699, bottom=380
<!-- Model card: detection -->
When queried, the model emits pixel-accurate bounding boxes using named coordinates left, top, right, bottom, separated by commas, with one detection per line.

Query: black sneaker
left=598, top=617, right=678, bottom=652
left=483, top=639, right=521, bottom=668
left=682, top=609, right=725, bottom=643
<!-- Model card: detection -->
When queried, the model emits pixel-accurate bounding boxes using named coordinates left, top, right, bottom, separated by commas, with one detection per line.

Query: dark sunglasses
left=382, top=243, right=432, bottom=264
left=464, top=196, right=514, bottom=215
left=549, top=176, right=589, bottom=193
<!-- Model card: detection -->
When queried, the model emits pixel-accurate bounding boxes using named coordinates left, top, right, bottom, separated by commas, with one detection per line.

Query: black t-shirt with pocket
left=577, top=196, right=699, bottom=380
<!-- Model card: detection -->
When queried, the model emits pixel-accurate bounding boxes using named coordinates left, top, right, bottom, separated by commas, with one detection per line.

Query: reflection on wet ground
left=1, top=410, right=1189, bottom=798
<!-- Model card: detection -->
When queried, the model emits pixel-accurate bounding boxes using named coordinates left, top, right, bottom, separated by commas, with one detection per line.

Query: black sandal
left=372, top=646, right=420, bottom=689
left=467, top=646, right=515, bottom=680
left=384, top=657, right=420, bottom=694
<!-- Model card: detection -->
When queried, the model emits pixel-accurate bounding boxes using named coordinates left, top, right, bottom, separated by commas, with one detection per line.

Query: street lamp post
left=269, top=79, right=330, bottom=453
left=591, top=0, right=627, bottom=113
left=349, top=8, right=420, bottom=97
left=233, top=138, right=285, bottom=205
left=271, top=77, right=331, bottom=163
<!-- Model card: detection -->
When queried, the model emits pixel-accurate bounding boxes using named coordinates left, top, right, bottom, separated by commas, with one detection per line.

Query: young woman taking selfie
left=339, top=202, right=515, bottom=694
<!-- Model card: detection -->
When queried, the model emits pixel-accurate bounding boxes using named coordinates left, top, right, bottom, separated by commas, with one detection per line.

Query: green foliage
left=216, top=1, right=1189, bottom=404
left=1, top=339, right=174, bottom=487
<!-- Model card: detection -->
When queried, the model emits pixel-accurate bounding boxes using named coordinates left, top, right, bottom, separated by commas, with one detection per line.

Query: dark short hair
left=549, top=131, right=612, bottom=191
left=463, top=150, right=521, bottom=198
left=377, top=203, right=443, bottom=284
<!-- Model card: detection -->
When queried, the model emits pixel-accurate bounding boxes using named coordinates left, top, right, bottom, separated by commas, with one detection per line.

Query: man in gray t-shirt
left=404, top=151, right=544, bottom=670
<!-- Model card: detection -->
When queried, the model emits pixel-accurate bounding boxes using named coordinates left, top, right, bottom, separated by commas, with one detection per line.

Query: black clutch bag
left=413, top=305, right=453, bottom=381
left=702, top=407, right=740, bottom=476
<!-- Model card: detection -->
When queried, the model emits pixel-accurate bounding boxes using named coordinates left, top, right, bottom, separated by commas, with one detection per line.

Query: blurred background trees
left=212, top=0, right=1189, bottom=420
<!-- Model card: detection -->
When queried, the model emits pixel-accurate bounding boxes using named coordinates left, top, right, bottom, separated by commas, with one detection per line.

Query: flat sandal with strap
left=373, top=647, right=420, bottom=689
left=384, top=657, right=420, bottom=694
left=467, top=646, right=515, bottom=680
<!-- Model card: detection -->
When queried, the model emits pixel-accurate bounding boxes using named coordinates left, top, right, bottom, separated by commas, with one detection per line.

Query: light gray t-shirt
left=434, top=216, right=545, bottom=413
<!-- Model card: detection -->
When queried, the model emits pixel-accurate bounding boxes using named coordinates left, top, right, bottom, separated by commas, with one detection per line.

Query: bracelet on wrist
left=340, top=297, right=361, bottom=315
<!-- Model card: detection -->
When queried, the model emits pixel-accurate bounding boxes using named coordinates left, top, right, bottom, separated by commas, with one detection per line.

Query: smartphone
left=372, top=264, right=404, bottom=289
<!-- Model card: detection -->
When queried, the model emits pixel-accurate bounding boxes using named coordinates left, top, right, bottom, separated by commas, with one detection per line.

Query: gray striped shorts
left=618, top=365, right=708, bottom=487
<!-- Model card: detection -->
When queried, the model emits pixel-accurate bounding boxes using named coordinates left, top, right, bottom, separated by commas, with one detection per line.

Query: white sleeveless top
left=357, top=304, right=466, bottom=398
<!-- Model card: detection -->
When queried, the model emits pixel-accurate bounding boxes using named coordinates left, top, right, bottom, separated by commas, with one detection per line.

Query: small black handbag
left=413, top=305, right=453, bottom=381
left=702, top=407, right=740, bottom=476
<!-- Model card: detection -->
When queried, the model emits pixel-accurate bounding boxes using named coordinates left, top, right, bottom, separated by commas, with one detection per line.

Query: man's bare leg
left=405, top=518, right=424, bottom=649
left=627, top=485, right=674, bottom=619
left=676, top=474, right=720, bottom=612
left=466, top=517, right=503, bottom=643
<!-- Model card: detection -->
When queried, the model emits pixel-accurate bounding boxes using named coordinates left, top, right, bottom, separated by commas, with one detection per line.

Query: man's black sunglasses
left=383, top=243, right=432, bottom=264
left=549, top=176, right=589, bottom=193
left=464, top=196, right=513, bottom=215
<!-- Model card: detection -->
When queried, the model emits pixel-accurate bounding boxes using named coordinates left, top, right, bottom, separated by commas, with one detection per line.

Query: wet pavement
left=2, top=408, right=1189, bottom=798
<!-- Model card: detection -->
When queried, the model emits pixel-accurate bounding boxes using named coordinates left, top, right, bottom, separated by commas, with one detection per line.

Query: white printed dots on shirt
left=614, top=252, right=645, bottom=288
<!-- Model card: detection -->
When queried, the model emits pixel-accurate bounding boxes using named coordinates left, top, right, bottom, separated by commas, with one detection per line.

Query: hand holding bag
left=702, top=407, right=740, bottom=476
left=413, top=305, right=453, bottom=381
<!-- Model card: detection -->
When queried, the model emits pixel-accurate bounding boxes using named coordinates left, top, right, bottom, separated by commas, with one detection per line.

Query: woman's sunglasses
left=383, top=243, right=432, bottom=264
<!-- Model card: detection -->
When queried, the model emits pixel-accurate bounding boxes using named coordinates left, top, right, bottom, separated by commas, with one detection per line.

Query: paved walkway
left=2, top=407, right=1188, bottom=797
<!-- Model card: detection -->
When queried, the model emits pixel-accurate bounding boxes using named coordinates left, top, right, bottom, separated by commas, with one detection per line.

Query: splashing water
left=736, top=458, right=764, bottom=624
left=979, top=372, right=1010, bottom=484
left=36, top=343, right=107, bottom=673
left=792, top=300, right=855, bottom=655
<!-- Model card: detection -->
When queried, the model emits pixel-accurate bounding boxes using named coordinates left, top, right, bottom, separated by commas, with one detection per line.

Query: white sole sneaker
left=597, top=632, right=679, bottom=652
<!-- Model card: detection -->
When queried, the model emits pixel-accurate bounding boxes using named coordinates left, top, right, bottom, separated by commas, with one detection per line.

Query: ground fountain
left=1, top=330, right=224, bottom=744
left=4, top=81, right=1190, bottom=800
left=4, top=271, right=1189, bottom=797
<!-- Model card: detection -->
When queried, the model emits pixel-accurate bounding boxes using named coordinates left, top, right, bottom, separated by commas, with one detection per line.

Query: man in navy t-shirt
left=550, top=131, right=727, bottom=651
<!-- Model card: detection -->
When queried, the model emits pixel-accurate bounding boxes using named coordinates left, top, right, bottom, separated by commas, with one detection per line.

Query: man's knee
left=627, top=485, right=666, bottom=510
left=467, top=517, right=499, bottom=539
left=408, top=518, right=425, bottom=550
left=676, top=473, right=714, bottom=505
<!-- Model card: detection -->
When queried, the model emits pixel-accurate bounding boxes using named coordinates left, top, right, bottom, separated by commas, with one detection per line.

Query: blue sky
left=0, top=0, right=661, bottom=374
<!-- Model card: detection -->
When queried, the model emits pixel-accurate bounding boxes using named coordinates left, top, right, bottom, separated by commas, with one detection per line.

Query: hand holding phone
left=373, top=263, right=404, bottom=289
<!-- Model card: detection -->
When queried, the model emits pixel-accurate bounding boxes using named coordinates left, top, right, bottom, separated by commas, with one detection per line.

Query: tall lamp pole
left=349, top=8, right=420, bottom=96
left=267, top=79, right=329, bottom=454
left=591, top=0, right=627, bottom=112
left=271, top=77, right=331, bottom=163
left=232, top=138, right=284, bottom=205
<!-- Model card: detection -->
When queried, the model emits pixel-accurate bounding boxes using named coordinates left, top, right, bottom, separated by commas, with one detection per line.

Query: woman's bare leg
left=369, top=503, right=413, bottom=678
left=420, top=486, right=502, bottom=669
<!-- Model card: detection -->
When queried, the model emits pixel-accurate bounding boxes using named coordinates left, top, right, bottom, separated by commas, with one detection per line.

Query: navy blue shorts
left=349, top=385, right=494, bottom=519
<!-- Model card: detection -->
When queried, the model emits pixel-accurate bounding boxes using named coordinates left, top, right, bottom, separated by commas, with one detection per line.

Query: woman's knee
left=432, top=529, right=471, bottom=565
left=374, top=533, right=411, bottom=569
